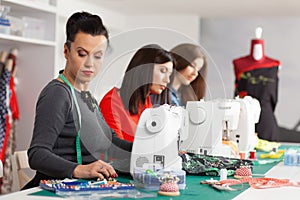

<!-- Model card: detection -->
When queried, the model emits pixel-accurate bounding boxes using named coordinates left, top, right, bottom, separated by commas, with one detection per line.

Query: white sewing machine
left=180, top=99, right=240, bottom=157
left=230, top=96, right=261, bottom=154
left=130, top=105, right=188, bottom=175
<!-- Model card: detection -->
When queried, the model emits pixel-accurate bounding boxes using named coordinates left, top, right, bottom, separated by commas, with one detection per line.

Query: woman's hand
left=72, top=160, right=117, bottom=180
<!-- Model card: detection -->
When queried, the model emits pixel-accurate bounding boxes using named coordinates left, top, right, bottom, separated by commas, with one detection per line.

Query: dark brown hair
left=119, top=44, right=174, bottom=115
left=171, top=43, right=207, bottom=106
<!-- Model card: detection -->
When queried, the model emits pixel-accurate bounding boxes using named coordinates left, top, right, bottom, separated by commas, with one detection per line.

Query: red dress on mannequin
left=233, top=39, right=280, bottom=141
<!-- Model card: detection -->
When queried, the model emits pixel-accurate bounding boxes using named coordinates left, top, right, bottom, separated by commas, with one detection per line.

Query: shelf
left=2, top=0, right=57, bottom=14
left=0, top=33, right=56, bottom=46
left=0, top=0, right=58, bottom=155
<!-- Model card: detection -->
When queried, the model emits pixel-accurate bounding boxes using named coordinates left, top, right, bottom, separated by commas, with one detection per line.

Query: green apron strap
left=59, top=74, right=82, bottom=165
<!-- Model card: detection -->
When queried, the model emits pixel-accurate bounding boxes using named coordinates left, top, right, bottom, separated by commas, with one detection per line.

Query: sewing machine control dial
left=146, top=115, right=165, bottom=133
left=189, top=108, right=206, bottom=125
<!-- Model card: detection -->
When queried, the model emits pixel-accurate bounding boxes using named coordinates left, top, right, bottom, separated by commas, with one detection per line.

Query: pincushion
left=234, top=166, right=252, bottom=179
left=158, top=182, right=180, bottom=196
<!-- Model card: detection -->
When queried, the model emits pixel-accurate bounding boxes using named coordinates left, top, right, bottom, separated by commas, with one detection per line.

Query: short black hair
left=65, top=11, right=109, bottom=49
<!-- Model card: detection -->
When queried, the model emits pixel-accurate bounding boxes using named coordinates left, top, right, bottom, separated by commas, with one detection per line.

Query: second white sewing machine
left=180, top=96, right=261, bottom=158
left=180, top=99, right=241, bottom=157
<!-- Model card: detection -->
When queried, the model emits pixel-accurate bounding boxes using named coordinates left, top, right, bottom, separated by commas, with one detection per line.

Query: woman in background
left=154, top=43, right=207, bottom=107
left=99, top=44, right=174, bottom=142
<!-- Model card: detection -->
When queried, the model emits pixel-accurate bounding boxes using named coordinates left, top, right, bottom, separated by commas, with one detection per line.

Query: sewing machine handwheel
left=146, top=115, right=165, bottom=133
left=189, top=108, right=206, bottom=124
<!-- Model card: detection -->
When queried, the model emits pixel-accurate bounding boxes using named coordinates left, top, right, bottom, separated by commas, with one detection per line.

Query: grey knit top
left=26, top=79, right=131, bottom=187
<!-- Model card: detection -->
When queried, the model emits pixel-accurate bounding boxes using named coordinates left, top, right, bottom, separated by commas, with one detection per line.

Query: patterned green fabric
left=255, top=137, right=281, bottom=152
left=240, top=72, right=275, bottom=85
left=180, top=153, right=253, bottom=176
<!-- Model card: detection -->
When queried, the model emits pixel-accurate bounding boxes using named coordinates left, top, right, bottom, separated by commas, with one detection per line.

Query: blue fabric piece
left=170, top=87, right=182, bottom=106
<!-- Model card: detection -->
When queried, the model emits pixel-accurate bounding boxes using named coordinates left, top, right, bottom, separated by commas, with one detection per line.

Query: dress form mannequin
left=252, top=27, right=263, bottom=60
left=233, top=27, right=280, bottom=141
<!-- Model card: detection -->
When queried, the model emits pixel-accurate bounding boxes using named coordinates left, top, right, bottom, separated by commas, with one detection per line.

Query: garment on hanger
left=0, top=69, right=11, bottom=159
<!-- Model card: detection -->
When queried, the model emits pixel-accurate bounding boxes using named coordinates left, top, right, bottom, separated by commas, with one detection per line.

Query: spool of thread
left=249, top=150, right=256, bottom=159
left=239, top=151, right=246, bottom=159
left=284, top=151, right=295, bottom=166
left=297, top=153, right=300, bottom=166
left=272, top=147, right=278, bottom=153
left=220, top=168, right=228, bottom=181
left=284, top=149, right=298, bottom=166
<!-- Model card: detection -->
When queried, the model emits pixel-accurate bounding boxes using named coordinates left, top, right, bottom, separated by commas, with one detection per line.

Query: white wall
left=33, top=1, right=300, bottom=133
left=124, top=15, right=200, bottom=45
left=15, top=1, right=125, bottom=150
left=53, top=5, right=201, bottom=101
left=91, top=14, right=201, bottom=101
left=20, top=2, right=298, bottom=150
left=41, top=2, right=202, bottom=121
left=200, top=17, right=300, bottom=129
left=55, top=0, right=126, bottom=76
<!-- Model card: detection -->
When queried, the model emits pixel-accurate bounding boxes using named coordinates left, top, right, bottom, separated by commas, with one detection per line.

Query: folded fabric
left=180, top=153, right=253, bottom=176
left=255, top=137, right=281, bottom=152
left=259, top=149, right=285, bottom=159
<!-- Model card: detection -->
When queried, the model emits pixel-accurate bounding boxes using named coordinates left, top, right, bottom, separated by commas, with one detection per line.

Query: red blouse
left=99, top=87, right=152, bottom=142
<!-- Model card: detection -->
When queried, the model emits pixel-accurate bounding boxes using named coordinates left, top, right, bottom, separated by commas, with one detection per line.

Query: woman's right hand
left=72, top=160, right=117, bottom=180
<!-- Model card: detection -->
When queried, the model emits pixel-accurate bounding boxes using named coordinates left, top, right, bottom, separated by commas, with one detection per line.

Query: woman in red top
left=100, top=44, right=174, bottom=142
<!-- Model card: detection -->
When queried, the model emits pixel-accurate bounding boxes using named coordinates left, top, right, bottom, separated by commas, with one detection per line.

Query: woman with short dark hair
left=24, top=11, right=131, bottom=189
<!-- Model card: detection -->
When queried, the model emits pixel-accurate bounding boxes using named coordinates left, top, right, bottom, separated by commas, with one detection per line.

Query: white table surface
left=0, top=187, right=62, bottom=200
left=233, top=162, right=300, bottom=200
left=2, top=160, right=300, bottom=200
